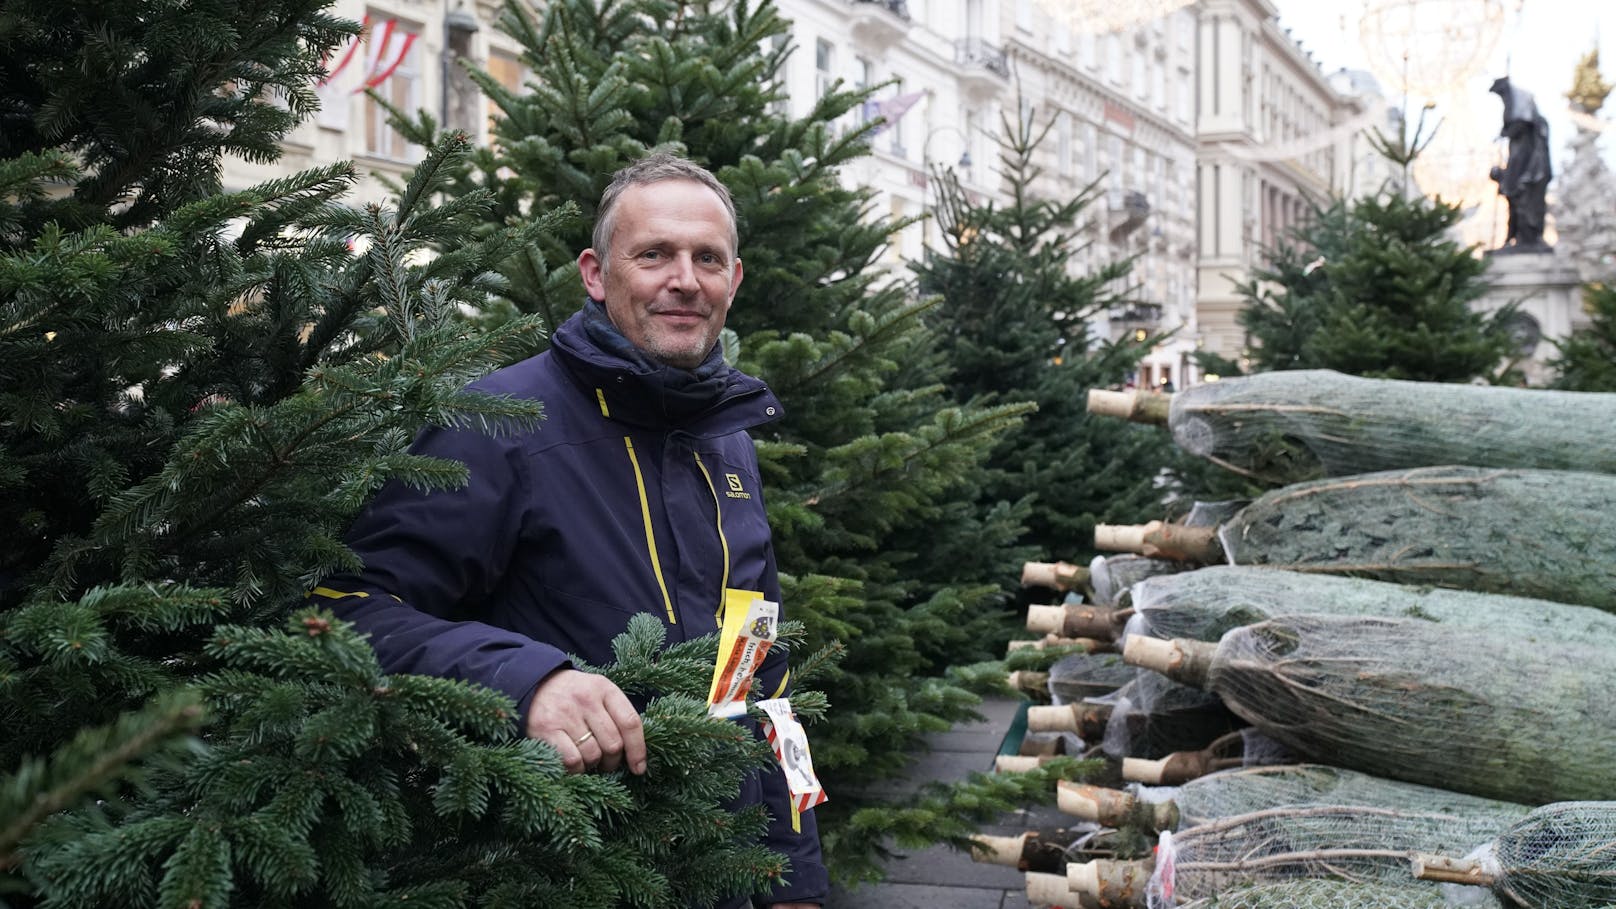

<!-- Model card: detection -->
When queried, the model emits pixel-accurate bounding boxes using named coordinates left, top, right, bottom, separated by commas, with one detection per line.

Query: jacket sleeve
left=751, top=537, right=830, bottom=905
left=314, top=424, right=567, bottom=711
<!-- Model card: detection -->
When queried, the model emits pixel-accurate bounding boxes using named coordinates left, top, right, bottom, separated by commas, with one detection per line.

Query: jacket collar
left=551, top=301, right=784, bottom=437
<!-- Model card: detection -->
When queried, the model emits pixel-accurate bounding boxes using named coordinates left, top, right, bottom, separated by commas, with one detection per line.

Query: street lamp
left=922, top=124, right=973, bottom=251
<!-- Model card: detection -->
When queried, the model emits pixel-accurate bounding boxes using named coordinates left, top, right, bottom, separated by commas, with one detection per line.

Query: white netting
left=1090, top=554, right=1190, bottom=608
left=1139, top=764, right=1530, bottom=833
left=1097, top=671, right=1242, bottom=761
left=1214, top=467, right=1616, bottom=612
left=1128, top=565, right=1616, bottom=648
left=1463, top=801, right=1616, bottom=909
left=1158, top=370, right=1616, bottom=485
left=1146, top=802, right=1521, bottom=907
left=1047, top=651, right=1137, bottom=704
left=1175, top=879, right=1499, bottom=908
left=1198, top=615, right=1616, bottom=804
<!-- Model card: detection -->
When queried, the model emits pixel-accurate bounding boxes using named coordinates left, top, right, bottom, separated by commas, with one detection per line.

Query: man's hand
left=526, top=668, right=647, bottom=775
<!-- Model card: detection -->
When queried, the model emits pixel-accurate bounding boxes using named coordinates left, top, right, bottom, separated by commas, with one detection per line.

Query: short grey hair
left=592, top=152, right=739, bottom=267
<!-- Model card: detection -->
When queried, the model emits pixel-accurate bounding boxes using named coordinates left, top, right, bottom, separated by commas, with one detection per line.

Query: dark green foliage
left=1550, top=282, right=1616, bottom=391
left=1236, top=193, right=1513, bottom=382
left=400, top=0, right=1046, bottom=875
left=830, top=758, right=1104, bottom=883
left=19, top=611, right=797, bottom=909
left=2, top=3, right=827, bottom=904
left=910, top=107, right=1187, bottom=564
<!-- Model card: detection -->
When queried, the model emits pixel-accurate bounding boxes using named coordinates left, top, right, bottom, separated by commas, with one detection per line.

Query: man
left=315, top=152, right=827, bottom=907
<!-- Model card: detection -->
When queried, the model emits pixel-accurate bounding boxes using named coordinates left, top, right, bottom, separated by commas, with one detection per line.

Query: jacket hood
left=550, top=301, right=783, bottom=437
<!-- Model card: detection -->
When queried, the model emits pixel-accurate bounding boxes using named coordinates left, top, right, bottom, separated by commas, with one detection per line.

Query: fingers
left=526, top=669, right=647, bottom=776
left=604, top=685, right=647, bottom=775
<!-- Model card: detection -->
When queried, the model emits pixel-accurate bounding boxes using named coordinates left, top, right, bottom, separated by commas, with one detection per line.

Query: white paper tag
left=756, top=697, right=824, bottom=801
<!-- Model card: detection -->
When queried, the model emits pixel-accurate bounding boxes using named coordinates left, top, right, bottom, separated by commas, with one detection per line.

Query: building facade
left=1193, top=0, right=1366, bottom=365
left=776, top=0, right=1015, bottom=264
left=1001, top=4, right=1201, bottom=390
left=221, top=0, right=525, bottom=206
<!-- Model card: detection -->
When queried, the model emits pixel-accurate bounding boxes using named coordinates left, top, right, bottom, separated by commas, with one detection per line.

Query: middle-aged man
left=315, top=152, right=827, bottom=907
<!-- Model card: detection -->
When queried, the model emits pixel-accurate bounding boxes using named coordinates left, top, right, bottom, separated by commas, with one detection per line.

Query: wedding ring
left=573, top=730, right=595, bottom=746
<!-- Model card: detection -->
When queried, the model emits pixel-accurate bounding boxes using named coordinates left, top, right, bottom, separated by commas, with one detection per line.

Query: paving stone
left=826, top=881, right=1016, bottom=909
left=874, top=842, right=1023, bottom=888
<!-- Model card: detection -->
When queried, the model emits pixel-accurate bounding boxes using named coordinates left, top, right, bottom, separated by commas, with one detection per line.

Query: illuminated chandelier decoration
left=1031, top=0, right=1196, bottom=35
left=1357, top=0, right=1506, bottom=98
left=1408, top=95, right=1508, bottom=249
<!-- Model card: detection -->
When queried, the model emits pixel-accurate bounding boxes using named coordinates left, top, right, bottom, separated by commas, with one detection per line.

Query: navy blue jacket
left=317, top=306, right=827, bottom=906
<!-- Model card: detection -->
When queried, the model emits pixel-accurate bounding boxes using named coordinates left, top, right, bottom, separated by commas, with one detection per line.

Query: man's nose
left=667, top=253, right=698, bottom=292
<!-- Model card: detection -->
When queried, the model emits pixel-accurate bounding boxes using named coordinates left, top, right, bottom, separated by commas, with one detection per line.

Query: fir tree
left=1235, top=192, right=1513, bottom=382
left=2, top=3, right=833, bottom=905
left=910, top=108, right=1190, bottom=565
left=1550, top=282, right=1616, bottom=391
left=397, top=0, right=1058, bottom=878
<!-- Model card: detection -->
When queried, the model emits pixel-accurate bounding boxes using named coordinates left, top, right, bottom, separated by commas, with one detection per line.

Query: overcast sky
left=1271, top=0, right=1616, bottom=177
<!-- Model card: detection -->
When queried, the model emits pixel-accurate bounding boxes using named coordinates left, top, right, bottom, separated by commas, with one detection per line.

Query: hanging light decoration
left=1357, top=0, right=1506, bottom=98
left=1409, top=95, right=1508, bottom=249
left=1033, top=0, right=1196, bottom=35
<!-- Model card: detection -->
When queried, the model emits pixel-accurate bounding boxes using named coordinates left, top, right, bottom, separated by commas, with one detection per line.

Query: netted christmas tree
left=386, top=0, right=1068, bottom=880
left=0, top=2, right=841, bottom=904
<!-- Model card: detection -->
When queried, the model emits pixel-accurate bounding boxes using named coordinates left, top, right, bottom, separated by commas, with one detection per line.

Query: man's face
left=578, top=179, right=742, bottom=369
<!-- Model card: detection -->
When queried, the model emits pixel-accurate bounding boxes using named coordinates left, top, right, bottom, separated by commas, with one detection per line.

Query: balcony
left=953, top=39, right=1010, bottom=98
left=1108, top=189, right=1150, bottom=242
left=849, top=0, right=911, bottom=51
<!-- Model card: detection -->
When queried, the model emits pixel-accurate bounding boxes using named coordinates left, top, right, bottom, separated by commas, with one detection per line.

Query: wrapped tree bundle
left=1024, top=554, right=1188, bottom=606
left=1094, top=673, right=1245, bottom=761
left=1068, top=801, right=1520, bottom=908
left=1124, top=615, right=1616, bottom=803
left=1087, top=370, right=1616, bottom=484
left=1175, top=879, right=1499, bottom=909
left=969, top=826, right=1097, bottom=874
left=1058, top=764, right=1530, bottom=835
left=1124, top=565, right=1616, bottom=648
left=1412, top=801, right=1616, bottom=909
left=1046, top=651, right=1136, bottom=703
left=1119, top=729, right=1294, bottom=785
left=1097, top=467, right=1616, bottom=611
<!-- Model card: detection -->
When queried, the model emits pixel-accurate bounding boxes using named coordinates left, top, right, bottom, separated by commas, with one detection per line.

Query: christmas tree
left=399, top=0, right=1061, bottom=878
left=1, top=2, right=833, bottom=905
left=1234, top=173, right=1513, bottom=383
left=909, top=107, right=1191, bottom=568
left=1550, top=282, right=1616, bottom=391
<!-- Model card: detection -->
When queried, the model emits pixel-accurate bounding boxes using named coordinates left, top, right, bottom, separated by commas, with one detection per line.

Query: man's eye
left=641, top=250, right=662, bottom=260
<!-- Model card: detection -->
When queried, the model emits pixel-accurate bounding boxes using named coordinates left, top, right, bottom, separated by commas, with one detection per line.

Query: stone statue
left=1488, top=76, right=1553, bottom=253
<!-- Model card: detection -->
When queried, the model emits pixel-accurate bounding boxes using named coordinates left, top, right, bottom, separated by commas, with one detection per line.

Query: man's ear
left=729, top=256, right=744, bottom=302
left=579, top=248, right=607, bottom=300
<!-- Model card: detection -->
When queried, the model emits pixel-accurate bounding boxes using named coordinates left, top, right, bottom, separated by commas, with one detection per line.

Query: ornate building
left=1192, top=0, right=1369, bottom=365
left=221, top=1, right=523, bottom=208
left=1001, top=5, right=1200, bottom=390
left=778, top=0, right=1014, bottom=263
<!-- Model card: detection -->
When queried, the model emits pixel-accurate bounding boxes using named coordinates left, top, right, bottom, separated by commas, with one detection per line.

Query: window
left=815, top=38, right=836, bottom=98
left=1083, top=122, right=1097, bottom=181
left=1106, top=34, right=1122, bottom=84
left=1058, top=114, right=1073, bottom=178
left=1016, top=0, right=1033, bottom=32
left=364, top=16, right=423, bottom=161
left=485, top=50, right=527, bottom=144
